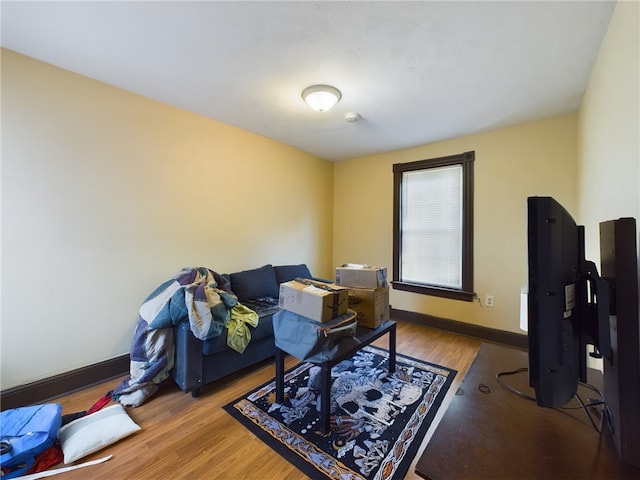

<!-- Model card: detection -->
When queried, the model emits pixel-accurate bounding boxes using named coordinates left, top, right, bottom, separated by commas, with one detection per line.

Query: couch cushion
left=274, top=264, right=313, bottom=284
left=230, top=264, right=279, bottom=302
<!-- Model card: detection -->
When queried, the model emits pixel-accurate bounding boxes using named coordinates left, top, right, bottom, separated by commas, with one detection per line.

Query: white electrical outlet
left=485, top=295, right=495, bottom=307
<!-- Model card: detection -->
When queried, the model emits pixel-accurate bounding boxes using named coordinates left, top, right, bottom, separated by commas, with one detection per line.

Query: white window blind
left=401, top=164, right=463, bottom=289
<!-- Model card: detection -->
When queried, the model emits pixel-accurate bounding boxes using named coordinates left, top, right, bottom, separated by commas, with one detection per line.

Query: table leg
left=389, top=323, right=396, bottom=374
left=275, top=348, right=285, bottom=403
left=320, top=363, right=331, bottom=434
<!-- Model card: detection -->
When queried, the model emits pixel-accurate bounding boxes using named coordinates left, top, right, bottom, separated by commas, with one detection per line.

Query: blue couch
left=170, top=263, right=318, bottom=397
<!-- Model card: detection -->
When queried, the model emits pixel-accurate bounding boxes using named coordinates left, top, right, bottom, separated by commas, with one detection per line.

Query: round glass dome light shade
left=302, top=85, right=342, bottom=112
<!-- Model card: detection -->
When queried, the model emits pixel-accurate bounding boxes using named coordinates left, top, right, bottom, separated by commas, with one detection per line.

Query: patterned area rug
left=224, top=345, right=456, bottom=480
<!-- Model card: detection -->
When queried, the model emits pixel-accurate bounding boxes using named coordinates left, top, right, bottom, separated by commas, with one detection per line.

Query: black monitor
left=600, top=217, right=640, bottom=468
left=526, top=196, right=610, bottom=408
left=527, top=197, right=640, bottom=468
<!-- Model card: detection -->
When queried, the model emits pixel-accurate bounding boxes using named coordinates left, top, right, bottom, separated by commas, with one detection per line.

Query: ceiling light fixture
left=302, top=85, right=342, bottom=112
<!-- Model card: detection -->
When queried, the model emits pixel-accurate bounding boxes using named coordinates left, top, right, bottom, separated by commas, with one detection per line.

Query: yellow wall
left=578, top=0, right=640, bottom=263
left=1, top=49, right=334, bottom=390
left=2, top=1, right=637, bottom=391
left=334, top=115, right=578, bottom=334
left=333, top=0, right=638, bottom=338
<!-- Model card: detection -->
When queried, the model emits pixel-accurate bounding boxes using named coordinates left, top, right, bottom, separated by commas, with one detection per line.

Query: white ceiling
left=1, top=1, right=616, bottom=161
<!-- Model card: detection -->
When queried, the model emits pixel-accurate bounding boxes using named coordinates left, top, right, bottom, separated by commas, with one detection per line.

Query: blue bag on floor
left=0, top=403, right=63, bottom=479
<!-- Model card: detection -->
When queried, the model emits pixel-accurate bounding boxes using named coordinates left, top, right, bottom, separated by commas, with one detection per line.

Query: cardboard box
left=348, top=286, right=390, bottom=328
left=279, top=279, right=349, bottom=323
left=336, top=265, right=388, bottom=288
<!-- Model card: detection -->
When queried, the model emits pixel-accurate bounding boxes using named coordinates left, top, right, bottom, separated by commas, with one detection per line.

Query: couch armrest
left=171, top=322, right=204, bottom=394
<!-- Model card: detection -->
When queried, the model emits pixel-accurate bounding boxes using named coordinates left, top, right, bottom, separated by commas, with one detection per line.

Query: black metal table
left=415, top=342, right=640, bottom=479
left=275, top=319, right=396, bottom=433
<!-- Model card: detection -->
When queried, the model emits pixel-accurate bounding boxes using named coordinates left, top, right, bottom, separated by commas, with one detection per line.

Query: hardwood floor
left=44, top=321, right=482, bottom=479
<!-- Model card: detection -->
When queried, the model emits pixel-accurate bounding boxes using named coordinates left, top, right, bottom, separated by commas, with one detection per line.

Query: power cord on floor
left=495, top=367, right=536, bottom=401
left=495, top=367, right=607, bottom=433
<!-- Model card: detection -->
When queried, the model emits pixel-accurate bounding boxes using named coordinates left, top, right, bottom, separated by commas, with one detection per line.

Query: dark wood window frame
left=392, top=151, right=474, bottom=302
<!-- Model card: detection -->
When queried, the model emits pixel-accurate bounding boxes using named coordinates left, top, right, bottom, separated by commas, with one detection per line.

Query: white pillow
left=58, top=404, right=141, bottom=463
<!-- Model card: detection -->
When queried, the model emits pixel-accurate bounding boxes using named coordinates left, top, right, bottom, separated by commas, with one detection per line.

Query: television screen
left=527, top=196, right=583, bottom=407
left=527, top=198, right=638, bottom=467
left=600, top=217, right=640, bottom=467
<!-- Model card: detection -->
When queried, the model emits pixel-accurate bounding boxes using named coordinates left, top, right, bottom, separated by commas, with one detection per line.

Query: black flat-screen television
left=527, top=196, right=640, bottom=468
left=526, top=196, right=611, bottom=408
left=600, top=216, right=640, bottom=468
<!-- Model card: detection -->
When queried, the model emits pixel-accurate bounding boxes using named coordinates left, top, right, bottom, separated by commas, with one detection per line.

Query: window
left=392, top=151, right=474, bottom=301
